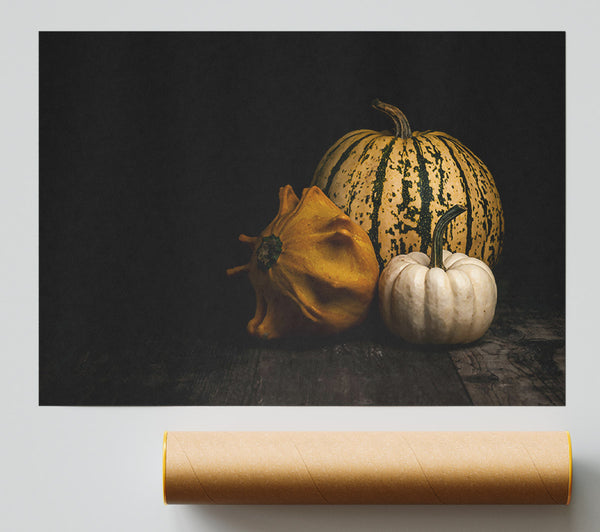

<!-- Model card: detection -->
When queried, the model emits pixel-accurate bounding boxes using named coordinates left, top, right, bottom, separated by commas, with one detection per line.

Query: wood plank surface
left=40, top=293, right=564, bottom=406
left=449, top=301, right=565, bottom=406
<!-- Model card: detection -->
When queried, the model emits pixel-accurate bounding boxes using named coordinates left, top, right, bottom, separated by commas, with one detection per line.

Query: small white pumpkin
left=379, top=206, right=497, bottom=344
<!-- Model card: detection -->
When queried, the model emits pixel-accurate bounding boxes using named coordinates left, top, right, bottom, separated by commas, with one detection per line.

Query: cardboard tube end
left=163, top=431, right=168, bottom=505
left=567, top=431, right=572, bottom=505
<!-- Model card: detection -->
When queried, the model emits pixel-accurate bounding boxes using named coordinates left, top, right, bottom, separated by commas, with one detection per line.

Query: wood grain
left=449, top=300, right=565, bottom=406
left=40, top=291, right=564, bottom=406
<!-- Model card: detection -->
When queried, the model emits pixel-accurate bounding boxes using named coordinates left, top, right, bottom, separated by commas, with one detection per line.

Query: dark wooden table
left=40, top=273, right=564, bottom=406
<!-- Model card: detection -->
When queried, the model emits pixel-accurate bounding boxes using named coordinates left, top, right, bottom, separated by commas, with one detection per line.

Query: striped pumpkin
left=311, top=100, right=504, bottom=268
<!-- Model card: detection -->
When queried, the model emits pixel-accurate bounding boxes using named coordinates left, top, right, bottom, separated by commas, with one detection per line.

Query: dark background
left=40, top=32, right=565, bottom=405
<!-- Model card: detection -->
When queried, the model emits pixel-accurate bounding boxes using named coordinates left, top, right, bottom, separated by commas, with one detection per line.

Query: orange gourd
left=227, top=185, right=379, bottom=339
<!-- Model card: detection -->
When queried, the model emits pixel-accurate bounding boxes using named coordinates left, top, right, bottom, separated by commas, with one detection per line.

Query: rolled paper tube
left=163, top=431, right=572, bottom=505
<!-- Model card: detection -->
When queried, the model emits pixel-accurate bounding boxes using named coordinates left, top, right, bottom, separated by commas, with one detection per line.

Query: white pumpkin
left=378, top=206, right=497, bottom=344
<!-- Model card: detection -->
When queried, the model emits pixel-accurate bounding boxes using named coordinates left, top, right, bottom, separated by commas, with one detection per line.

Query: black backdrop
left=40, top=32, right=565, bottom=405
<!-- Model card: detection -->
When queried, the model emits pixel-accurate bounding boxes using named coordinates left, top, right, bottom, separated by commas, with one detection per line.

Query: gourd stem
left=430, top=205, right=467, bottom=270
left=371, top=99, right=412, bottom=139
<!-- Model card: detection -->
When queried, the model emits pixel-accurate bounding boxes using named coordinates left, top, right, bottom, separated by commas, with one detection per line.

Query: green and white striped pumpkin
left=311, top=100, right=504, bottom=268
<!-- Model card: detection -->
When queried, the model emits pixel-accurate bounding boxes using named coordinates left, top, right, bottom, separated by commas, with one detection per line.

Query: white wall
left=2, top=1, right=599, bottom=531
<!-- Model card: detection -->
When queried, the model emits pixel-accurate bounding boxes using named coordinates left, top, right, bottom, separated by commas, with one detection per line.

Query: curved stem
left=430, top=205, right=467, bottom=269
left=371, top=99, right=412, bottom=139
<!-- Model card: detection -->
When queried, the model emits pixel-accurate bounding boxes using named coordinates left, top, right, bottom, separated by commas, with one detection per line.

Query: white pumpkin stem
left=371, top=99, right=412, bottom=139
left=430, top=205, right=467, bottom=270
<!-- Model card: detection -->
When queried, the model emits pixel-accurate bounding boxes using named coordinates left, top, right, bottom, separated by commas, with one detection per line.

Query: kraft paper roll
left=163, top=431, right=572, bottom=505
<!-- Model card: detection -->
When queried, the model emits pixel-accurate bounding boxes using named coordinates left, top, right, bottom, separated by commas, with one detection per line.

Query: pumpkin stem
left=256, top=234, right=283, bottom=271
left=430, top=205, right=466, bottom=270
left=371, top=99, right=412, bottom=139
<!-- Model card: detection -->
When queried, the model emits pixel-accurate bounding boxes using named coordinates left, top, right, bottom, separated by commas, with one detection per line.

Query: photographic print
left=39, top=32, right=565, bottom=405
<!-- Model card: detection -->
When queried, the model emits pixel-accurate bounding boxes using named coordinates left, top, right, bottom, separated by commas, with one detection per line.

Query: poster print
left=39, top=32, right=565, bottom=405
